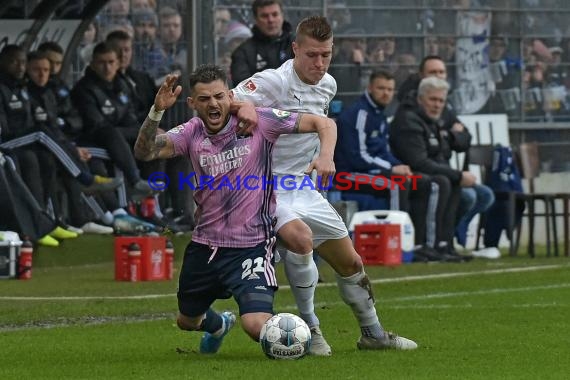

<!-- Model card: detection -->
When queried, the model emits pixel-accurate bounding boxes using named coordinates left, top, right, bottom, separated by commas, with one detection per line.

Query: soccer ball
left=259, top=313, right=311, bottom=360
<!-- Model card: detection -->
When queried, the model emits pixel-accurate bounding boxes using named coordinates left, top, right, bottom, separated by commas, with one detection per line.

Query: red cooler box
left=114, top=236, right=167, bottom=281
left=353, top=224, right=401, bottom=266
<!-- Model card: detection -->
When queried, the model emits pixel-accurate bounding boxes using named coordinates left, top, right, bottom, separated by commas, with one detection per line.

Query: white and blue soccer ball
left=260, top=313, right=311, bottom=360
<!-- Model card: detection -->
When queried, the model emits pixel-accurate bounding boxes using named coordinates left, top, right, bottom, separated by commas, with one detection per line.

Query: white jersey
left=233, top=59, right=337, bottom=178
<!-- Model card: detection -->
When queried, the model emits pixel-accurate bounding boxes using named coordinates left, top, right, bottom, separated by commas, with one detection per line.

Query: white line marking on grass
left=1, top=263, right=567, bottom=301
left=384, top=283, right=570, bottom=302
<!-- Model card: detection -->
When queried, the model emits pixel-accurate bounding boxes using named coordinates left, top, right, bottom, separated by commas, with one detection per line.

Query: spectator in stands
left=230, top=0, right=294, bottom=86
left=390, top=76, right=476, bottom=261
left=157, top=7, right=187, bottom=81
left=393, top=53, right=417, bottom=90
left=398, top=55, right=495, bottom=256
left=438, top=37, right=456, bottom=64
left=334, top=70, right=446, bottom=262
left=326, top=0, right=354, bottom=34
left=214, top=8, right=232, bottom=42
left=77, top=21, right=99, bottom=74
left=334, top=32, right=367, bottom=65
left=367, top=36, right=398, bottom=72
left=329, top=30, right=368, bottom=99
left=132, top=0, right=156, bottom=11
left=106, top=30, right=157, bottom=124
left=218, top=21, right=252, bottom=79
left=544, top=46, right=570, bottom=120
left=523, top=57, right=547, bottom=121
left=131, top=8, right=163, bottom=78
left=481, top=36, right=522, bottom=117
left=100, top=0, right=131, bottom=32
left=424, top=36, right=439, bottom=56
left=71, top=42, right=158, bottom=197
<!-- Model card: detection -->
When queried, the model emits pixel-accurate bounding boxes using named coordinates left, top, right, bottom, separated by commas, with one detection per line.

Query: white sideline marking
left=1, top=264, right=567, bottom=301
left=384, top=283, right=570, bottom=302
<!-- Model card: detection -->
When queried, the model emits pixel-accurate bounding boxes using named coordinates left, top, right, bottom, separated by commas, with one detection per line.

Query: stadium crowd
left=2, top=0, right=563, bottom=253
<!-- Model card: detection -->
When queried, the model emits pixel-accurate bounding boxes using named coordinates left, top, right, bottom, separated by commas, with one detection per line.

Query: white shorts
left=274, top=188, right=348, bottom=247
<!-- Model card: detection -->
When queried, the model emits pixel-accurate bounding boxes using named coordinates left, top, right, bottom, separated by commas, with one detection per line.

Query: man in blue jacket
left=335, top=70, right=446, bottom=262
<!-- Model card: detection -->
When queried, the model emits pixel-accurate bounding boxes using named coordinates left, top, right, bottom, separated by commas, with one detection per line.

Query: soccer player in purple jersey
left=133, top=64, right=336, bottom=354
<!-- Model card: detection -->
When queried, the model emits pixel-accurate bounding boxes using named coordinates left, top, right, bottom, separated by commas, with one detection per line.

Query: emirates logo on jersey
left=169, top=125, right=186, bottom=134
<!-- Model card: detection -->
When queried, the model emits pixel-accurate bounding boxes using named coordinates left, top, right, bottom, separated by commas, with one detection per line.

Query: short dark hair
left=0, top=44, right=25, bottom=62
left=27, top=50, right=50, bottom=64
left=189, top=64, right=227, bottom=92
left=369, top=70, right=394, bottom=84
left=91, top=41, right=118, bottom=59
left=37, top=41, right=64, bottom=55
left=106, top=30, right=132, bottom=43
left=159, top=6, right=180, bottom=20
left=419, top=55, right=444, bottom=74
left=252, top=0, right=283, bottom=17
left=296, top=16, right=332, bottom=43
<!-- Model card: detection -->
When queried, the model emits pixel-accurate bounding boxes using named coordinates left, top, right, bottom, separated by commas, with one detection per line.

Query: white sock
left=336, top=269, right=383, bottom=330
left=283, top=250, right=320, bottom=328
left=101, top=211, right=114, bottom=225
left=112, top=208, right=127, bottom=216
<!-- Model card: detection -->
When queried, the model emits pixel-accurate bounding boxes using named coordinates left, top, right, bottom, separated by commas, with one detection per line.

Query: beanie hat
left=224, top=21, right=252, bottom=44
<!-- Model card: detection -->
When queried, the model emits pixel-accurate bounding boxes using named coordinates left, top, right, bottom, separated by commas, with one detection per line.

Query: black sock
left=77, top=172, right=94, bottom=186
left=199, top=309, right=223, bottom=334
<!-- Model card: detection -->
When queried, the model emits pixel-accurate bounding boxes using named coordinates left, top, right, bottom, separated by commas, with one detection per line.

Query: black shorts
left=177, top=237, right=278, bottom=317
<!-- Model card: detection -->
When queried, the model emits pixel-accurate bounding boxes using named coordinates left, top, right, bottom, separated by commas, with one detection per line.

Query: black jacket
left=0, top=73, right=35, bottom=141
left=230, top=21, right=294, bottom=86
left=390, top=94, right=463, bottom=184
left=27, top=81, right=60, bottom=130
left=120, top=67, right=157, bottom=123
left=71, top=67, right=139, bottom=136
left=397, top=73, right=471, bottom=154
left=47, top=76, right=83, bottom=137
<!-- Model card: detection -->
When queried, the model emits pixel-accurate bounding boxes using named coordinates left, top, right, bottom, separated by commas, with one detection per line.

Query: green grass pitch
left=1, top=235, right=569, bottom=379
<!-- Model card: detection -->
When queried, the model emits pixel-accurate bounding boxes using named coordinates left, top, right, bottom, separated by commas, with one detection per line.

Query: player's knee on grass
left=176, top=313, right=204, bottom=331
left=241, top=312, right=273, bottom=341
left=278, top=219, right=313, bottom=254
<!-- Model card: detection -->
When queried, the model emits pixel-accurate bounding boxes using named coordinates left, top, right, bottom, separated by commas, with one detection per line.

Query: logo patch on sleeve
left=271, top=109, right=291, bottom=118
left=241, top=80, right=257, bottom=93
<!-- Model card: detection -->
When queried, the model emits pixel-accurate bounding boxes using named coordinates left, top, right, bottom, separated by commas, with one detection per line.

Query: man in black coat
left=398, top=55, right=496, bottom=252
left=230, top=0, right=294, bottom=86
left=71, top=42, right=155, bottom=195
left=390, top=76, right=476, bottom=260
left=106, top=30, right=157, bottom=124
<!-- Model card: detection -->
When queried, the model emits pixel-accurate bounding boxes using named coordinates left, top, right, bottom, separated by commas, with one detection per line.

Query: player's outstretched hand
left=154, top=74, right=182, bottom=112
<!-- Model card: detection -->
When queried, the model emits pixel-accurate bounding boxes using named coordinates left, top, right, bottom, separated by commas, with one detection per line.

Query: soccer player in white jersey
left=233, top=16, right=418, bottom=354
left=133, top=65, right=337, bottom=354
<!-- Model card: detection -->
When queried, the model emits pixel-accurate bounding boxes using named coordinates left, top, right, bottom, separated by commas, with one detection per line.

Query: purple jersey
left=167, top=108, right=300, bottom=247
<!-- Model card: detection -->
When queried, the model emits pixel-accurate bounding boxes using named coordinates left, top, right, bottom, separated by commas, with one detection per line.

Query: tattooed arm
left=134, top=74, right=182, bottom=161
